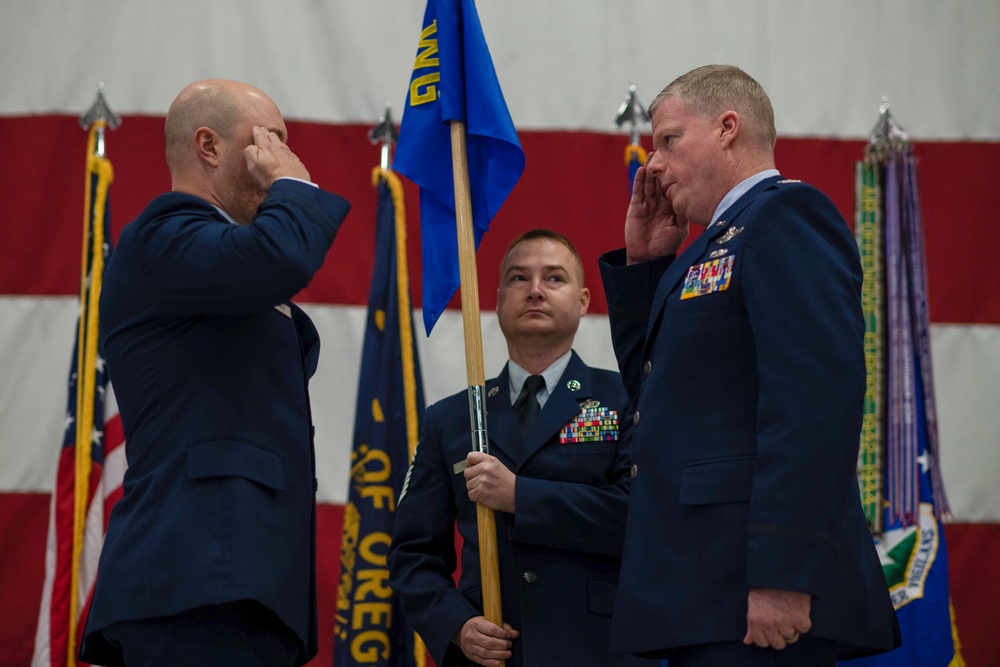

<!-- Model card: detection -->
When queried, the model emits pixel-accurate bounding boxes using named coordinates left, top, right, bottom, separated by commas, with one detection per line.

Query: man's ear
left=579, top=286, right=591, bottom=316
left=193, top=127, right=220, bottom=166
left=718, top=110, right=740, bottom=148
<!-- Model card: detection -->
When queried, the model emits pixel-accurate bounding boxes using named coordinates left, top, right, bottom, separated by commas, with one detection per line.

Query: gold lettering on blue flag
left=409, top=20, right=440, bottom=106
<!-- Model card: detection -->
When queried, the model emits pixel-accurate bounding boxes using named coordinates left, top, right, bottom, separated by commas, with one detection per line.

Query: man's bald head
left=163, top=79, right=277, bottom=175
left=162, top=79, right=291, bottom=224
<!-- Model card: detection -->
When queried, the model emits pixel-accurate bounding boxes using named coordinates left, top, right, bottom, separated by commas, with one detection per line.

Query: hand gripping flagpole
left=70, top=83, right=119, bottom=666
left=449, top=119, right=505, bottom=650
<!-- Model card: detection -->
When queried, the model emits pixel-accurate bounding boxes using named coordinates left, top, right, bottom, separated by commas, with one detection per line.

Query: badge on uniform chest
left=680, top=255, right=735, bottom=300
left=559, top=405, right=619, bottom=444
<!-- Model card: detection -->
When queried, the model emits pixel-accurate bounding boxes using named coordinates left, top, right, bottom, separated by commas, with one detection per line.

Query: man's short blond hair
left=501, top=229, right=585, bottom=284
left=649, top=64, right=776, bottom=150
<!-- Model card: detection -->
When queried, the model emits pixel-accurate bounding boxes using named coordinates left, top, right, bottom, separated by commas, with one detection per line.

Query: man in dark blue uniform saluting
left=80, top=79, right=351, bottom=667
left=600, top=64, right=900, bottom=666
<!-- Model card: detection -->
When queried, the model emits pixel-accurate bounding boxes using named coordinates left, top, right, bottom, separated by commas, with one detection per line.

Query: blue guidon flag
left=394, top=0, right=525, bottom=335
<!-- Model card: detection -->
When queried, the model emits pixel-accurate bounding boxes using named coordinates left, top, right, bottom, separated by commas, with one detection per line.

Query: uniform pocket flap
left=187, top=440, right=286, bottom=490
left=679, top=455, right=755, bottom=506
left=586, top=576, right=617, bottom=617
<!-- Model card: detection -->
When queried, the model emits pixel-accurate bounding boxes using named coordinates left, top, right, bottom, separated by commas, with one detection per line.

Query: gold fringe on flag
left=623, top=144, right=647, bottom=167
left=70, top=120, right=114, bottom=666
left=855, top=157, right=883, bottom=534
left=373, top=167, right=421, bottom=465
left=370, top=166, right=427, bottom=667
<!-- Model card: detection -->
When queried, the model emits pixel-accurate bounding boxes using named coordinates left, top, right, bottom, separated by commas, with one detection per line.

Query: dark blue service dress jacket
left=80, top=179, right=350, bottom=666
left=600, top=175, right=900, bottom=659
left=388, top=352, right=652, bottom=666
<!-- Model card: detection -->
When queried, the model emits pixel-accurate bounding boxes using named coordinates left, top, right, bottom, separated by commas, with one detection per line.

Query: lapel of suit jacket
left=514, top=351, right=591, bottom=470
left=644, top=175, right=783, bottom=342
left=485, top=365, right=519, bottom=468
left=290, top=302, right=320, bottom=377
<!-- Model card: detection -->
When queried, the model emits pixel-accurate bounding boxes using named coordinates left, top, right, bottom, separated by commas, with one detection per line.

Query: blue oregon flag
left=394, top=0, right=524, bottom=334
left=334, top=170, right=426, bottom=667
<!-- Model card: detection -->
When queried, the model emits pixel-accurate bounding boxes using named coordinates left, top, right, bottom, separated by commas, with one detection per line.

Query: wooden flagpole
left=449, top=119, right=504, bottom=653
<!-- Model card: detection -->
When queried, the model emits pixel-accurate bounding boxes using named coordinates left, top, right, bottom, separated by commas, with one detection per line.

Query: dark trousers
left=100, top=600, right=302, bottom=667
left=665, top=638, right=838, bottom=667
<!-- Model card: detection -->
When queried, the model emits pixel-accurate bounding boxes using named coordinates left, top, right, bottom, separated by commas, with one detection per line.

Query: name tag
left=680, top=256, right=735, bottom=300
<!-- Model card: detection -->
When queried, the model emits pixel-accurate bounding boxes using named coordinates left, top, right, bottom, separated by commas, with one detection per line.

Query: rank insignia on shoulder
left=776, top=179, right=801, bottom=184
left=680, top=256, right=735, bottom=300
left=560, top=406, right=618, bottom=444
left=715, top=226, right=743, bottom=244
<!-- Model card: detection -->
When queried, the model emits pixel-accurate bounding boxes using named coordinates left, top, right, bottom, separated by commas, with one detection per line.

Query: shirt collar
left=507, top=350, right=573, bottom=409
left=709, top=169, right=780, bottom=226
left=212, top=205, right=240, bottom=226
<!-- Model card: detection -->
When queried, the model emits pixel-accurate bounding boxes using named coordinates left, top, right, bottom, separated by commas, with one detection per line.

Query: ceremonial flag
left=32, top=121, right=126, bottom=667
left=852, top=111, right=963, bottom=667
left=334, top=169, right=426, bottom=667
left=394, top=0, right=525, bottom=334
left=615, top=84, right=649, bottom=195
left=625, top=144, right=646, bottom=194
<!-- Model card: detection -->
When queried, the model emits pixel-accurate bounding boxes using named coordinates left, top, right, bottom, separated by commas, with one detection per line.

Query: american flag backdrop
left=2, top=2, right=999, bottom=666
left=30, top=122, right=128, bottom=667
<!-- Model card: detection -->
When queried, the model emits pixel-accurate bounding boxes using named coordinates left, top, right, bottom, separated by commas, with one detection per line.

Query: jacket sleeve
left=387, top=405, right=479, bottom=666
left=599, top=249, right=673, bottom=403
left=132, top=179, right=350, bottom=315
left=741, top=184, right=867, bottom=594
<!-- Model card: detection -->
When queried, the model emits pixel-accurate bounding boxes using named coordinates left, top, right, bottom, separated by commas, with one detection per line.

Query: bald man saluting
left=80, top=79, right=350, bottom=667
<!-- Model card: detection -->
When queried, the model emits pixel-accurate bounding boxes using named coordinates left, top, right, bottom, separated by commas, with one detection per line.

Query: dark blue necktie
left=514, top=375, right=545, bottom=436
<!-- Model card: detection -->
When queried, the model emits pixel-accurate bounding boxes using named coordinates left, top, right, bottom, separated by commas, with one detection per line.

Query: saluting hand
left=244, top=126, right=311, bottom=190
left=624, top=161, right=689, bottom=265
left=465, top=452, right=516, bottom=513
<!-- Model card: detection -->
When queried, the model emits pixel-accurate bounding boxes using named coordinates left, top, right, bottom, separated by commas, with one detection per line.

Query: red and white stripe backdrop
left=2, top=2, right=998, bottom=665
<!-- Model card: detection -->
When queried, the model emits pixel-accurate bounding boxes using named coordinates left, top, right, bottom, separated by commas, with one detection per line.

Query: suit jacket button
left=643, top=360, right=652, bottom=375
left=633, top=410, right=640, bottom=426
left=630, top=464, right=638, bottom=480
left=523, top=571, right=537, bottom=584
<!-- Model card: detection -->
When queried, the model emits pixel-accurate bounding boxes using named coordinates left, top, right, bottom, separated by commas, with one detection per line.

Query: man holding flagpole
left=79, top=79, right=351, bottom=667
left=600, top=64, right=900, bottom=666
left=389, top=230, right=652, bottom=667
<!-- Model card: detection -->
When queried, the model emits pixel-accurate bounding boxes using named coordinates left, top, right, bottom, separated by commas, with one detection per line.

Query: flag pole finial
left=868, top=95, right=909, bottom=153
left=615, top=82, right=649, bottom=146
left=80, top=83, right=122, bottom=131
left=80, top=83, right=121, bottom=159
left=369, top=102, right=398, bottom=171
